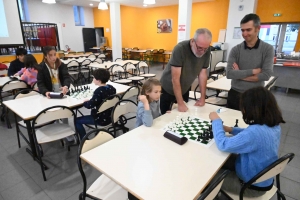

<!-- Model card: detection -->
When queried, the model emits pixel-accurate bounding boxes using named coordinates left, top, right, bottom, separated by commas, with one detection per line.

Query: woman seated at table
left=37, top=46, right=71, bottom=97
left=14, top=54, right=39, bottom=88
left=209, top=86, right=284, bottom=198
left=75, top=69, right=116, bottom=139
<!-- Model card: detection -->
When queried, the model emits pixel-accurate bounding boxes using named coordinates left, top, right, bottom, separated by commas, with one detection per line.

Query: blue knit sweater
left=212, top=119, right=281, bottom=187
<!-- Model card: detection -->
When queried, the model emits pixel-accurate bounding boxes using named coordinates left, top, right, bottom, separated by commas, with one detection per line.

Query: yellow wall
left=93, top=1, right=229, bottom=51
left=257, top=0, right=300, bottom=23
left=0, top=53, right=43, bottom=64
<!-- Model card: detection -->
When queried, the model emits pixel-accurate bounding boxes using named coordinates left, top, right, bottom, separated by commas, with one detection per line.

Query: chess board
left=69, top=89, right=93, bottom=100
left=162, top=116, right=215, bottom=147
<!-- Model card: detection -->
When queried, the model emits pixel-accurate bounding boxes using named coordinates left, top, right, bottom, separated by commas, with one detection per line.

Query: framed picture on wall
left=157, top=19, right=172, bottom=33
left=233, top=27, right=242, bottom=39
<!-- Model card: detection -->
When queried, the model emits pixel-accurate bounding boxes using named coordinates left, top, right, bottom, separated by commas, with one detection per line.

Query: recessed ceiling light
left=89, top=3, right=93, bottom=6
left=143, top=4, right=147, bottom=7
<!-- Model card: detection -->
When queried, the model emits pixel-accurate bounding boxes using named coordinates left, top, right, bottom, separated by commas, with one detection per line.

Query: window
left=17, top=0, right=29, bottom=22
left=259, top=23, right=299, bottom=54
left=73, top=6, right=85, bottom=26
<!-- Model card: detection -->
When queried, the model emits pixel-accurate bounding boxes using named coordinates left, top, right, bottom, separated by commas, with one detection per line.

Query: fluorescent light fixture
left=143, top=0, right=155, bottom=4
left=42, top=0, right=56, bottom=4
left=89, top=3, right=93, bottom=6
left=143, top=4, right=148, bottom=7
left=98, top=0, right=108, bottom=10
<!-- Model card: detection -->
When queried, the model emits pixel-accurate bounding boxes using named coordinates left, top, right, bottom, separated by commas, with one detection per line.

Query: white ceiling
left=55, top=0, right=214, bottom=8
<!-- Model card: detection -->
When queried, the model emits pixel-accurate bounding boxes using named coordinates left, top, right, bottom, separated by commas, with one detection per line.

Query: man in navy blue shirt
left=8, top=48, right=27, bottom=76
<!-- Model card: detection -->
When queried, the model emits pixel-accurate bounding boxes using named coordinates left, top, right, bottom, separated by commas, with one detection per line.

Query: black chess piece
left=197, top=135, right=201, bottom=141
left=234, top=119, right=239, bottom=127
left=209, top=131, right=213, bottom=139
left=71, top=89, right=74, bottom=94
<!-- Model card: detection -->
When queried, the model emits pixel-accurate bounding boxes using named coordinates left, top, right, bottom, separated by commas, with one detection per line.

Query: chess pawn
left=234, top=119, right=239, bottom=127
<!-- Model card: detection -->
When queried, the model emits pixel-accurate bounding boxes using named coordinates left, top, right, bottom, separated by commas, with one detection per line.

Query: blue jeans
left=75, top=115, right=95, bottom=139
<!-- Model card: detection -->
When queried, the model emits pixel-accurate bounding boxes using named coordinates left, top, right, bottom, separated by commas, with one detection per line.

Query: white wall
left=26, top=0, right=94, bottom=51
left=224, top=0, right=257, bottom=59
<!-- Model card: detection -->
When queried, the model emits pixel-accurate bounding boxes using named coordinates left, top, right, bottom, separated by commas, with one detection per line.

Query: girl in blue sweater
left=209, top=86, right=285, bottom=197
left=136, top=78, right=162, bottom=127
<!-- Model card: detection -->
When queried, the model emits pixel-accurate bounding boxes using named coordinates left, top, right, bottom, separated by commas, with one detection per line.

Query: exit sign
left=273, top=13, right=282, bottom=17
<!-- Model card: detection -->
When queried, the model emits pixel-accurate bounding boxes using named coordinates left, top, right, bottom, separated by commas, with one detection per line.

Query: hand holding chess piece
left=209, top=112, right=233, bottom=133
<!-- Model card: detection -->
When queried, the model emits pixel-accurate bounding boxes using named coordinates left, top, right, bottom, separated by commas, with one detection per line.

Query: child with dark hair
left=136, top=78, right=162, bottom=127
left=8, top=48, right=28, bottom=76
left=209, top=86, right=285, bottom=197
left=14, top=54, right=39, bottom=87
left=75, top=69, right=116, bottom=139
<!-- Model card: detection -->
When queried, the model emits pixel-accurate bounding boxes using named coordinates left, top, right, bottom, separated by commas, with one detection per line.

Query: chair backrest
left=197, top=170, right=230, bottom=200
left=110, top=64, right=125, bottom=74
left=158, top=49, right=165, bottom=53
left=211, top=60, right=227, bottom=72
left=245, top=153, right=294, bottom=187
left=265, top=76, right=278, bottom=91
left=98, top=94, right=120, bottom=113
left=138, top=61, right=149, bottom=73
left=87, top=54, right=96, bottom=59
left=111, top=99, right=138, bottom=123
left=67, top=60, right=80, bottom=68
left=81, top=59, right=92, bottom=66
left=94, top=58, right=103, bottom=64
left=132, top=47, right=139, bottom=50
left=125, top=63, right=136, bottom=70
left=80, top=129, right=114, bottom=154
left=115, top=58, right=123, bottom=62
left=98, top=53, right=106, bottom=58
left=1, top=80, right=28, bottom=92
left=32, top=105, right=75, bottom=126
left=121, top=86, right=140, bottom=102
left=14, top=89, right=41, bottom=99
left=152, top=49, right=158, bottom=54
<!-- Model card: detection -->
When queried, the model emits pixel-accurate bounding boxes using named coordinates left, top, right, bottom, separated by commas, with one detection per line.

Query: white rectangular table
left=206, top=76, right=275, bottom=91
left=3, top=81, right=130, bottom=162
left=81, top=101, right=247, bottom=200
left=89, top=60, right=140, bottom=69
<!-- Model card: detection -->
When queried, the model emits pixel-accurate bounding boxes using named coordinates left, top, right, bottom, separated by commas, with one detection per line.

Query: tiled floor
left=0, top=63, right=299, bottom=200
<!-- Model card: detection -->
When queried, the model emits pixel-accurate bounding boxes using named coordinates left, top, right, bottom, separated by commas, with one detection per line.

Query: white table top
left=206, top=76, right=275, bottom=91
left=0, top=77, right=11, bottom=87
left=89, top=60, right=139, bottom=69
left=3, top=81, right=129, bottom=120
left=80, top=101, right=247, bottom=200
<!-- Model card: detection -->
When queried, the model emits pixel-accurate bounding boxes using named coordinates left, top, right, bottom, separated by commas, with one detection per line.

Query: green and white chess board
left=162, top=116, right=215, bottom=147
left=69, top=89, right=93, bottom=100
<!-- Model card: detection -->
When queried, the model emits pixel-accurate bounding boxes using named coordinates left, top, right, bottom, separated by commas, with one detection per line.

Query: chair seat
left=127, top=76, right=144, bottom=81
left=222, top=185, right=277, bottom=200
left=36, top=123, right=75, bottom=144
left=114, top=79, right=132, bottom=84
left=69, top=71, right=79, bottom=75
left=218, top=91, right=228, bottom=98
left=205, top=97, right=227, bottom=106
left=18, top=120, right=53, bottom=128
left=140, top=73, right=156, bottom=77
left=87, top=174, right=127, bottom=200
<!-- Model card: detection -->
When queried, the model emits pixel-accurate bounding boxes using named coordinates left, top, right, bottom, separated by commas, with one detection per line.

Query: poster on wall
left=233, top=27, right=242, bottom=39
left=157, top=19, right=172, bottom=33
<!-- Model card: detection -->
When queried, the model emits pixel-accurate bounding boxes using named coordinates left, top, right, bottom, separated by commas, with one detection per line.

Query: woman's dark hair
left=93, top=69, right=110, bottom=83
left=240, top=86, right=285, bottom=127
left=23, top=54, right=39, bottom=70
left=42, top=46, right=56, bottom=59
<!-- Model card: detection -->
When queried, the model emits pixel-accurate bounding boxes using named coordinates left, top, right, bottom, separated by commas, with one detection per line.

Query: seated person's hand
left=83, top=99, right=89, bottom=102
left=139, top=95, right=148, bottom=104
left=209, top=112, right=220, bottom=121
left=45, top=92, right=51, bottom=98
left=13, top=73, right=19, bottom=77
left=60, top=86, right=68, bottom=95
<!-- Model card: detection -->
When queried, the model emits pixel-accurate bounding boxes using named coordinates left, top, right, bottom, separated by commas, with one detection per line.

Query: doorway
left=82, top=28, right=96, bottom=52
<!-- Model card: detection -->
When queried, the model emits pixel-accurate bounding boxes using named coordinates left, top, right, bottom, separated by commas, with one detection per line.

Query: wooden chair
left=221, top=153, right=295, bottom=200
left=77, top=129, right=127, bottom=200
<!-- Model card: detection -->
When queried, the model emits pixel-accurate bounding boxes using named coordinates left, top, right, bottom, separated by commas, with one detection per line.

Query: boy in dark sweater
left=75, top=69, right=116, bottom=139
left=8, top=48, right=27, bottom=76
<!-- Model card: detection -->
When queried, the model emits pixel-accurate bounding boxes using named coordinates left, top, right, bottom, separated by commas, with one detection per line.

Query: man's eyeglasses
left=194, top=39, right=209, bottom=52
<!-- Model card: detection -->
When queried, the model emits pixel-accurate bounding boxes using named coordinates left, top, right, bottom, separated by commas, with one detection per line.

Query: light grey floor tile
left=280, top=152, right=300, bottom=169
left=279, top=177, right=300, bottom=200
left=0, top=194, right=3, bottom=200
left=0, top=166, right=30, bottom=192
left=281, top=164, right=300, bottom=183
left=26, top=191, right=52, bottom=200
left=282, top=143, right=300, bottom=154
left=0, top=157, right=20, bottom=177
left=285, top=135, right=300, bottom=146
left=287, top=128, right=300, bottom=139
left=0, top=178, right=42, bottom=200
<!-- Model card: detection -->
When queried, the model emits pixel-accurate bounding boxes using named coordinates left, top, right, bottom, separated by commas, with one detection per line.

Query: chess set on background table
left=162, top=116, right=215, bottom=147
